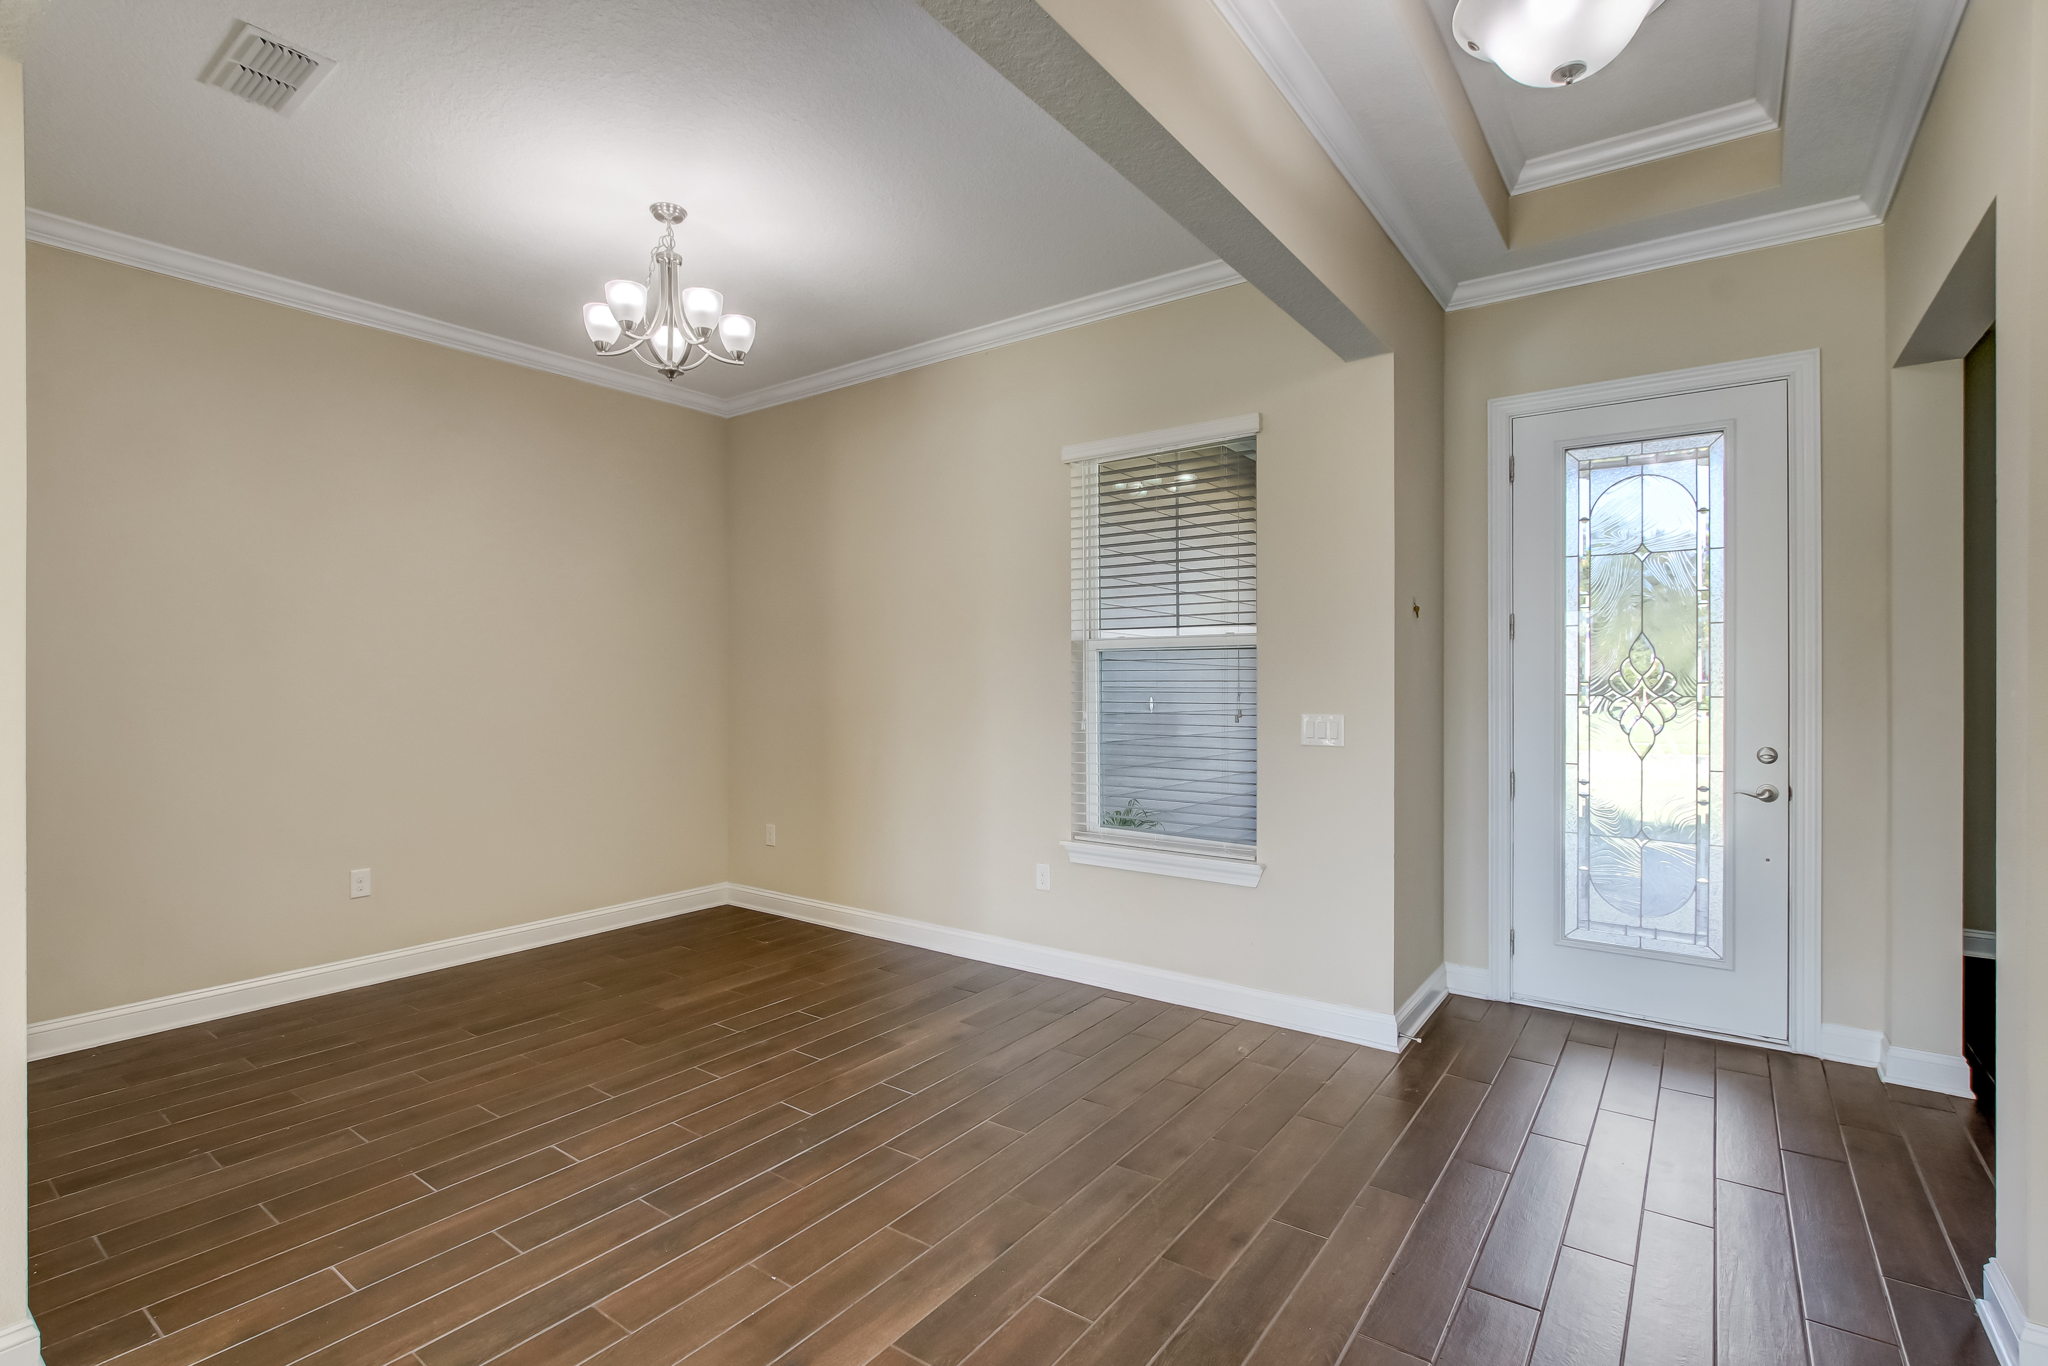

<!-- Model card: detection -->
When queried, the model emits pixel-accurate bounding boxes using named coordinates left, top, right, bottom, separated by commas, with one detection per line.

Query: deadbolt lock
left=1756, top=746, right=1779, bottom=764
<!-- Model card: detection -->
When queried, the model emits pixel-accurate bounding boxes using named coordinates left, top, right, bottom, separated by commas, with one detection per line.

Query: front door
left=1508, top=379, right=1791, bottom=1041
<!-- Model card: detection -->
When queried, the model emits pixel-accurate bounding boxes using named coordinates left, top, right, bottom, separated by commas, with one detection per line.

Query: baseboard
left=1966, top=928, right=1997, bottom=959
left=1817, top=1022, right=1973, bottom=1097
left=1817, top=1022, right=1886, bottom=1068
left=27, top=884, right=731, bottom=1060
left=1884, top=1043, right=1976, bottom=1097
left=722, top=884, right=1404, bottom=1053
left=1444, top=962, right=1495, bottom=999
left=1981, top=1258, right=2048, bottom=1365
left=0, top=1318, right=41, bottom=1366
left=1396, top=966, right=1446, bottom=1040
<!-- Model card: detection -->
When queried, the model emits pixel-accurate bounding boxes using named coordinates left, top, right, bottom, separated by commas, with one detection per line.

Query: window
left=1065, top=416, right=1260, bottom=884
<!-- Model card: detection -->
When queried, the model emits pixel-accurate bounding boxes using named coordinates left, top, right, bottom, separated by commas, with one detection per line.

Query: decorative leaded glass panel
left=1563, top=433, right=1725, bottom=959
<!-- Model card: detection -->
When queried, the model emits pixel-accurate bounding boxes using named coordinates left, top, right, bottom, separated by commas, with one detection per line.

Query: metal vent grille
left=200, top=21, right=334, bottom=114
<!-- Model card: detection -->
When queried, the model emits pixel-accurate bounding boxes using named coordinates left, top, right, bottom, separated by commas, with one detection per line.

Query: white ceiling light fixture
left=1451, top=0, right=1666, bottom=88
left=581, top=202, right=756, bottom=381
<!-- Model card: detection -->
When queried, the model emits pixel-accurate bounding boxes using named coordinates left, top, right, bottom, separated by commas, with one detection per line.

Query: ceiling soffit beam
left=913, top=0, right=1385, bottom=361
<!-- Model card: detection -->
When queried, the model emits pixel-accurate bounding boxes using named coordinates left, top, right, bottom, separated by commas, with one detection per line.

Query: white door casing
left=1486, top=353, right=1821, bottom=1051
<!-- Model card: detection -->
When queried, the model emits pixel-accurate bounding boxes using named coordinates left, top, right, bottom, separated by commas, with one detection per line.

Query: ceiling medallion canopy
left=1451, top=0, right=1665, bottom=88
left=581, top=202, right=756, bottom=381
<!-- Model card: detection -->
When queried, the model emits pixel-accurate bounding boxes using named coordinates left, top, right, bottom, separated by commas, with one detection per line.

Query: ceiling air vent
left=200, top=21, right=334, bottom=114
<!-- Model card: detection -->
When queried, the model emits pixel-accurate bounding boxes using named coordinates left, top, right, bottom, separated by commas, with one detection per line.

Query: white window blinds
left=1071, top=430, right=1257, bottom=858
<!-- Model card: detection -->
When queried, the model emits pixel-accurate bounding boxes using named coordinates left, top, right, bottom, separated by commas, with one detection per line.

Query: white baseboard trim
left=1396, top=966, right=1447, bottom=1040
left=1885, top=1043, right=1976, bottom=1097
left=1966, top=928, right=1998, bottom=959
left=1444, top=962, right=1495, bottom=999
left=1817, top=1022, right=1974, bottom=1097
left=1817, top=1022, right=1886, bottom=1068
left=1982, top=1258, right=2048, bottom=1366
left=27, top=884, right=731, bottom=1061
left=722, top=884, right=1403, bottom=1053
left=0, top=1318, right=41, bottom=1366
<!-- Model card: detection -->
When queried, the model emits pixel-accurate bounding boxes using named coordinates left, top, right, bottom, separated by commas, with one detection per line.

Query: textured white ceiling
left=19, top=0, right=1215, bottom=398
left=1221, top=0, right=1961, bottom=306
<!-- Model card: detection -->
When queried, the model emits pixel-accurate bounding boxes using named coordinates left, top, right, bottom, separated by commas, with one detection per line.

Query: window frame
left=1064, top=414, right=1264, bottom=884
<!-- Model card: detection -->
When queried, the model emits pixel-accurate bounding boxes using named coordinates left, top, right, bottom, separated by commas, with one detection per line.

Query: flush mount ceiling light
left=1451, top=0, right=1665, bottom=88
left=581, top=202, right=756, bottom=380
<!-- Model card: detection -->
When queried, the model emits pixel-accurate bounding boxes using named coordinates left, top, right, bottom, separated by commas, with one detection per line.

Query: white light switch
left=350, top=868, right=372, bottom=898
left=1034, top=863, right=1052, bottom=891
left=1301, top=714, right=1345, bottom=746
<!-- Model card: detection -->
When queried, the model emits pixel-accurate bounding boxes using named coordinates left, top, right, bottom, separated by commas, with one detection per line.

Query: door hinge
left=1510, top=928, right=1517, bottom=955
left=1508, top=771, right=1517, bottom=799
left=1508, top=455, right=1517, bottom=483
left=1508, top=613, right=1517, bottom=641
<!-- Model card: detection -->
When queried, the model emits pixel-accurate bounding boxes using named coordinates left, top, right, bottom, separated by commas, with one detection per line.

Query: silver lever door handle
left=1738, top=784, right=1780, bottom=802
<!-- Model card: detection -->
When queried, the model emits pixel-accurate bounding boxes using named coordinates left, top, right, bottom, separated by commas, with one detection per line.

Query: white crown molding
left=1982, top=1258, right=2048, bottom=1366
left=25, top=210, right=734, bottom=417
left=719, top=261, right=1243, bottom=416
left=1205, top=0, right=1456, bottom=305
left=723, top=883, right=1404, bottom=1053
left=28, top=212, right=1245, bottom=422
left=1512, top=99, right=1779, bottom=194
left=0, top=1319, right=39, bottom=1366
left=1448, top=195, right=1881, bottom=310
left=27, top=884, right=729, bottom=1059
left=1861, top=0, right=1969, bottom=217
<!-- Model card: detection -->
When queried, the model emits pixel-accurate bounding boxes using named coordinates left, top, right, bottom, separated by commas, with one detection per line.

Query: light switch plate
left=1300, top=714, right=1345, bottom=746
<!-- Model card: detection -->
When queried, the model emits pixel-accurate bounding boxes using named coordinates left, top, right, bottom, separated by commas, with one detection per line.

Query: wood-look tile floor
left=27, top=907, right=1998, bottom=1366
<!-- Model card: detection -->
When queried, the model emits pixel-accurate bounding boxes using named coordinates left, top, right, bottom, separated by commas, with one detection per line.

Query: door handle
left=1737, top=784, right=1780, bottom=803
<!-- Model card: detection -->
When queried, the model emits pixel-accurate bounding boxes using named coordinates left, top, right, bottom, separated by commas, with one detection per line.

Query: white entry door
left=1509, top=379, right=1791, bottom=1041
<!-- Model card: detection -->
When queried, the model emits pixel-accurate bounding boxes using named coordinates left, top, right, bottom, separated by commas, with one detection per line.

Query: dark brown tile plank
left=1784, top=1151, right=1897, bottom=1343
left=1841, top=1124, right=1970, bottom=1296
left=1715, top=1068, right=1784, bottom=1193
left=1716, top=1179, right=1808, bottom=1366
left=1563, top=1110, right=1652, bottom=1265
left=1435, top=1290, right=1539, bottom=1366
left=1357, top=1159, right=1508, bottom=1361
left=1532, top=1043, right=1612, bottom=1146
left=1886, top=1279, right=1998, bottom=1366
left=1529, top=1247, right=1631, bottom=1366
left=1624, top=1211, right=1713, bottom=1366
left=1470, top=1133, right=1583, bottom=1308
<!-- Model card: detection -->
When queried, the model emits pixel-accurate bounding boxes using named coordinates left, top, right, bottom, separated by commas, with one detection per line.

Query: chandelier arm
left=695, top=348, right=746, bottom=367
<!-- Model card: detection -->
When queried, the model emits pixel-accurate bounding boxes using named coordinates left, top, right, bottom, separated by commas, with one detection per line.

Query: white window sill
left=1061, top=840, right=1264, bottom=887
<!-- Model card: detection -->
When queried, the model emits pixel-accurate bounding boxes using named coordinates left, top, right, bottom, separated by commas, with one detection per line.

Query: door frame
left=1485, top=350, right=1823, bottom=1052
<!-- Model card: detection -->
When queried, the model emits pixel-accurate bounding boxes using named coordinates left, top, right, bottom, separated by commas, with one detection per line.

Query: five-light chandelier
left=580, top=201, right=756, bottom=380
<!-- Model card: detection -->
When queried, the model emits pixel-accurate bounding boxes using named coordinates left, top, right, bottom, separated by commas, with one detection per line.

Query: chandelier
left=580, top=202, right=756, bottom=380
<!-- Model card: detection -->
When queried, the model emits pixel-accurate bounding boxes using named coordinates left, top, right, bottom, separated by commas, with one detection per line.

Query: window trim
left=1067, top=414, right=1262, bottom=878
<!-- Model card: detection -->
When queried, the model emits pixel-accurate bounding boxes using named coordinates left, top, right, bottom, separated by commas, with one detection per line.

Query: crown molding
left=1447, top=194, right=1880, bottom=310
left=25, top=210, right=734, bottom=416
left=1861, top=0, right=1968, bottom=217
left=718, top=260, right=1243, bottom=416
left=1512, top=98, right=1779, bottom=194
left=1206, top=0, right=1455, bottom=306
left=32, top=211, right=1243, bottom=421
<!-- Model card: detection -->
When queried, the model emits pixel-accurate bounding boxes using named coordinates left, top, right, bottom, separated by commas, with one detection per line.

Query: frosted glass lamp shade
left=582, top=303, right=622, bottom=346
left=650, top=325, right=689, bottom=367
left=718, top=314, right=756, bottom=358
left=604, top=278, right=648, bottom=326
left=1451, top=0, right=1662, bottom=87
left=681, top=287, right=724, bottom=336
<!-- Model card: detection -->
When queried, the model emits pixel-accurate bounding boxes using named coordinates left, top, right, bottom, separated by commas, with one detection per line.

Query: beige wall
left=1037, top=0, right=1447, bottom=1008
left=27, top=246, right=731, bottom=1021
left=1881, top=0, right=2048, bottom=1316
left=1442, top=228, right=1897, bottom=1037
left=726, top=283, right=1416, bottom=1016
left=0, top=53, right=27, bottom=1350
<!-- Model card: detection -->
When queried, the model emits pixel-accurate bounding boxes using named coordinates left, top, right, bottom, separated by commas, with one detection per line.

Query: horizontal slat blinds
left=1072, top=438, right=1257, bottom=856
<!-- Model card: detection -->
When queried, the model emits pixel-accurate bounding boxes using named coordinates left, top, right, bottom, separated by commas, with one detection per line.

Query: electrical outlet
left=349, top=868, right=372, bottom=898
left=1034, top=863, right=1052, bottom=892
left=765, top=823, right=778, bottom=847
